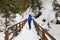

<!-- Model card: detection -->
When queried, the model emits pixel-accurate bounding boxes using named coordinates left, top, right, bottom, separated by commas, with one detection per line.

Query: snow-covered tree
left=53, top=0, right=60, bottom=24
left=30, top=0, right=42, bottom=18
left=0, top=0, right=20, bottom=27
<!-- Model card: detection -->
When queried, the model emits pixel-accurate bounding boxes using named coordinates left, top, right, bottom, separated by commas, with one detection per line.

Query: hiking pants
left=28, top=21, right=31, bottom=29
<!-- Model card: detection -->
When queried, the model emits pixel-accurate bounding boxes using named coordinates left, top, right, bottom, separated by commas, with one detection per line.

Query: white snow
left=15, top=14, right=22, bottom=23
left=48, top=24, right=60, bottom=40
left=34, top=0, right=60, bottom=40
left=0, top=32, right=5, bottom=40
left=56, top=0, right=60, bottom=4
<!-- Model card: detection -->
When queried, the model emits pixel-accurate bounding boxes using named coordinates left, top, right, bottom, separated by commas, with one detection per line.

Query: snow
left=48, top=24, right=60, bottom=40
left=40, top=0, right=55, bottom=21
left=0, top=0, right=60, bottom=40
left=34, top=0, right=60, bottom=40
left=15, top=14, right=22, bottom=23
left=56, top=0, right=60, bottom=4
left=13, top=21, right=40, bottom=40
left=0, top=32, right=5, bottom=40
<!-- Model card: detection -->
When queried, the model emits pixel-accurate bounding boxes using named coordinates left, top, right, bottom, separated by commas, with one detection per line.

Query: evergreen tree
left=53, top=0, right=60, bottom=24
left=0, top=0, right=20, bottom=28
left=31, top=0, right=42, bottom=18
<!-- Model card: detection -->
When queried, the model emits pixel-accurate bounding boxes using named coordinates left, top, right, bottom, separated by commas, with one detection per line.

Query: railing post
left=21, top=21, right=24, bottom=28
left=5, top=29, right=9, bottom=40
left=41, top=30, right=47, bottom=40
left=37, top=27, right=39, bottom=35
left=21, top=21, right=23, bottom=28
left=15, top=24, right=18, bottom=36
left=19, top=23, right=21, bottom=32
left=22, top=19, right=27, bottom=28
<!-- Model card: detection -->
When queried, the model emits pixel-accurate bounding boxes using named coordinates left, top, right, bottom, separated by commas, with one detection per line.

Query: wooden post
left=19, top=23, right=21, bottom=32
left=5, top=30, right=9, bottom=40
left=22, top=21, right=25, bottom=28
left=37, top=27, right=39, bottom=35
left=21, top=21, right=23, bottom=28
left=41, top=30, right=48, bottom=40
left=15, top=24, right=18, bottom=36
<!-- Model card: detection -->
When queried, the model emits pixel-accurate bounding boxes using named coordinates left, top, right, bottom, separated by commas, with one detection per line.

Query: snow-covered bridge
left=4, top=18, right=56, bottom=40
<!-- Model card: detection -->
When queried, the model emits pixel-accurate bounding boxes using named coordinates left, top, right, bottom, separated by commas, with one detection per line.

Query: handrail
left=4, top=18, right=56, bottom=40
left=5, top=19, right=27, bottom=40
left=33, top=19, right=56, bottom=40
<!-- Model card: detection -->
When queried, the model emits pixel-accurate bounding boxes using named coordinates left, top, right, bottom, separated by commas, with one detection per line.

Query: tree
left=30, top=0, right=42, bottom=18
left=53, top=0, right=60, bottom=18
left=53, top=0, right=60, bottom=24
left=0, top=0, right=20, bottom=28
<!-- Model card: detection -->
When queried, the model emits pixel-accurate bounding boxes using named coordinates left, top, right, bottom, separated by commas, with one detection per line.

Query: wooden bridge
left=4, top=18, right=56, bottom=40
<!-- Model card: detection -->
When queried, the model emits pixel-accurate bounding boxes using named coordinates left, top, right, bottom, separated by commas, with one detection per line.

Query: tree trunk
left=6, top=16, right=7, bottom=28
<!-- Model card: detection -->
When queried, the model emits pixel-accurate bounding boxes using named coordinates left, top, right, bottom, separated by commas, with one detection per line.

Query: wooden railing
left=33, top=19, right=56, bottom=40
left=4, top=18, right=56, bottom=40
left=5, top=19, right=27, bottom=40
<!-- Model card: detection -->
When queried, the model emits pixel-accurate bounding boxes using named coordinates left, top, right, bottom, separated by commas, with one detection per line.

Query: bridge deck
left=13, top=21, right=40, bottom=40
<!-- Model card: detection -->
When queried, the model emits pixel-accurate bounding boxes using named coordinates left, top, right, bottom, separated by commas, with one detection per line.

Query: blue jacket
left=28, top=14, right=32, bottom=23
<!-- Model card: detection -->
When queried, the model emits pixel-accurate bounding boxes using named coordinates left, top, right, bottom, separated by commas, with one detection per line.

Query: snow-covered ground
left=0, top=32, right=4, bottom=40
left=35, top=0, right=60, bottom=40
left=34, top=18, right=60, bottom=40
left=48, top=23, right=60, bottom=40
